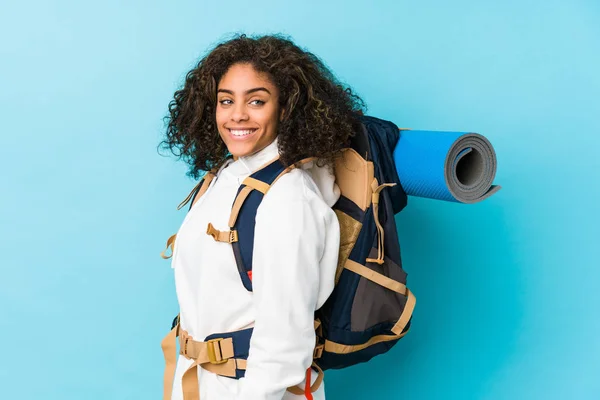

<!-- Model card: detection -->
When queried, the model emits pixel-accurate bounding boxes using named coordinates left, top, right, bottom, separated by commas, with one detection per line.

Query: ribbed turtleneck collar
left=220, top=137, right=280, bottom=180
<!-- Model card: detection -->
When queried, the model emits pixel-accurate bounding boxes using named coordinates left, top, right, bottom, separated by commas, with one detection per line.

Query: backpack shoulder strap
left=228, top=157, right=315, bottom=291
left=228, top=158, right=286, bottom=291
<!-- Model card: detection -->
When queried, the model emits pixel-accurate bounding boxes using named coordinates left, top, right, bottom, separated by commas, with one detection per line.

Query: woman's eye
left=250, top=99, right=265, bottom=106
left=219, top=99, right=233, bottom=105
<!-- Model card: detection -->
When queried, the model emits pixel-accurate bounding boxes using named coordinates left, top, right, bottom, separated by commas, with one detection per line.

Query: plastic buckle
left=313, top=344, right=324, bottom=359
left=207, top=338, right=227, bottom=364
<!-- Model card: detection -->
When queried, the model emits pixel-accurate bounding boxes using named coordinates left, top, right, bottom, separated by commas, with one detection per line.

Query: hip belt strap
left=161, top=323, right=252, bottom=400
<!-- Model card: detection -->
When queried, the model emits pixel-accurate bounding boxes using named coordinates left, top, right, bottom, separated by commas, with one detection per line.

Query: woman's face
left=216, top=63, right=282, bottom=159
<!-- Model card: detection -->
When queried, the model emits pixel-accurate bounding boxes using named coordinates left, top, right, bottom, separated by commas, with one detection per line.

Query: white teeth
left=230, top=129, right=255, bottom=137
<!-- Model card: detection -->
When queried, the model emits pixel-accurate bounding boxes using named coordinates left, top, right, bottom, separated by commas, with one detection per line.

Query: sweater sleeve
left=234, top=176, right=339, bottom=400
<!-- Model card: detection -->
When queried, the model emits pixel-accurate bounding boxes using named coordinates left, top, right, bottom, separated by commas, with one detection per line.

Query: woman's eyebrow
left=217, top=87, right=271, bottom=95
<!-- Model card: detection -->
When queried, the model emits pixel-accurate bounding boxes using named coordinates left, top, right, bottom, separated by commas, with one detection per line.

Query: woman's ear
left=279, top=107, right=286, bottom=122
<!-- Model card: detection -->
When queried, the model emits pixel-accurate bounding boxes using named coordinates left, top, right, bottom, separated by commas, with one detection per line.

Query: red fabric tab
left=247, top=271, right=252, bottom=281
left=304, top=367, right=313, bottom=400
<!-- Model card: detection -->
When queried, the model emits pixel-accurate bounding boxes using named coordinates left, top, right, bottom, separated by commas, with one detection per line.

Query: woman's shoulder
left=263, top=163, right=340, bottom=208
left=256, top=165, right=340, bottom=234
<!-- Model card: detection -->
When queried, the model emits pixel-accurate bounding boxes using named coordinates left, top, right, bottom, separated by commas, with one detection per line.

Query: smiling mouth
left=228, top=128, right=257, bottom=137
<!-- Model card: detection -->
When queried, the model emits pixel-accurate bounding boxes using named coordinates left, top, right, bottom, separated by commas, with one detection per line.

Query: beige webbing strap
left=324, top=329, right=410, bottom=354
left=242, top=177, right=270, bottom=194
left=236, top=359, right=247, bottom=369
left=345, top=259, right=407, bottom=295
left=391, top=289, right=416, bottom=335
left=228, top=185, right=253, bottom=228
left=366, top=179, right=396, bottom=264
left=371, top=180, right=396, bottom=205
left=201, top=358, right=241, bottom=377
left=177, top=181, right=202, bottom=211
left=161, top=234, right=177, bottom=259
left=195, top=173, right=216, bottom=204
left=179, top=359, right=244, bottom=400
left=206, top=223, right=238, bottom=243
left=179, top=330, right=235, bottom=363
left=313, top=318, right=324, bottom=358
left=286, top=362, right=325, bottom=396
left=181, top=360, right=200, bottom=400
left=313, top=319, right=321, bottom=332
left=161, top=324, right=179, bottom=400
left=177, top=170, right=217, bottom=211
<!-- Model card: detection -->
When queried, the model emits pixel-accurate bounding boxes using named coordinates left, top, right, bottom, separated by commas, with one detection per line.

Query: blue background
left=1, top=1, right=599, bottom=399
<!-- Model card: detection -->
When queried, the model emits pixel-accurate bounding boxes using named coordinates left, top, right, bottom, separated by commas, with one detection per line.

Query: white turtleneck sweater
left=170, top=138, right=341, bottom=400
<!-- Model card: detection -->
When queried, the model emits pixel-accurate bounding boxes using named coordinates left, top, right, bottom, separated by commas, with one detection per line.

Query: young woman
left=161, top=34, right=365, bottom=400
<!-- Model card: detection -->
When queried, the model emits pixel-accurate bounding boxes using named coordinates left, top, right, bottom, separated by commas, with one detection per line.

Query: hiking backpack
left=160, top=114, right=416, bottom=397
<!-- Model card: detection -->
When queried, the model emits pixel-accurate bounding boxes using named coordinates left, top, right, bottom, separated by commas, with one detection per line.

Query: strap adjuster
left=181, top=337, right=190, bottom=356
left=206, top=223, right=238, bottom=243
left=207, top=338, right=228, bottom=364
left=313, top=344, right=324, bottom=359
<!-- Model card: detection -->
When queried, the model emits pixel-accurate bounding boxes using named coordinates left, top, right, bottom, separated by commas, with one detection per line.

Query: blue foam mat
left=393, top=129, right=501, bottom=203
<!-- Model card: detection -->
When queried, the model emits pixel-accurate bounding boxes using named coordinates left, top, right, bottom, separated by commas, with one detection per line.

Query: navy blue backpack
left=160, top=114, right=416, bottom=399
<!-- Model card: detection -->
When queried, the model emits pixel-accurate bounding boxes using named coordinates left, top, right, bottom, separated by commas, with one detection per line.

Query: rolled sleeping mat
left=393, top=129, right=501, bottom=203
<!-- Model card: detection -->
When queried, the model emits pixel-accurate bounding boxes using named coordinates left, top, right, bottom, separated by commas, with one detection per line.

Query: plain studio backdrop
left=1, top=1, right=599, bottom=399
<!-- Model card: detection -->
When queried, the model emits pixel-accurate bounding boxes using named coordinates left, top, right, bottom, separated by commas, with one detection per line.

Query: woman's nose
left=230, top=103, right=249, bottom=122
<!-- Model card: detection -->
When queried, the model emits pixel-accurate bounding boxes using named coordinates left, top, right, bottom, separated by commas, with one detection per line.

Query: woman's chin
left=227, top=143, right=255, bottom=159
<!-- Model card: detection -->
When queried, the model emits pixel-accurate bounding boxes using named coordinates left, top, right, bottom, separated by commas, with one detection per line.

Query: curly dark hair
left=160, top=33, right=366, bottom=179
